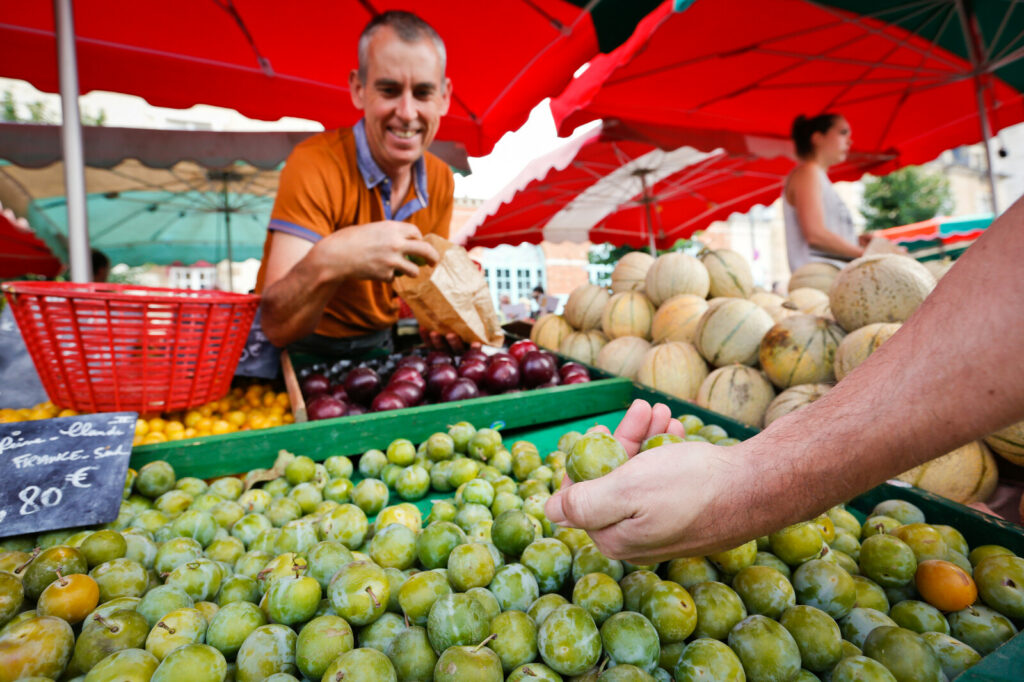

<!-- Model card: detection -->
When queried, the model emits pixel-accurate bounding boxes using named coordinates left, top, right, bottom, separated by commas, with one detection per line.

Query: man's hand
left=544, top=436, right=744, bottom=564
left=315, top=220, right=440, bottom=283
left=543, top=400, right=756, bottom=564
left=417, top=328, right=483, bottom=354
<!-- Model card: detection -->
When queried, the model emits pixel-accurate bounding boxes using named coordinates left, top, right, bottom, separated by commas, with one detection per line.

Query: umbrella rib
left=806, top=0, right=965, bottom=71
left=984, top=0, right=1021, bottom=63
left=608, top=2, right=962, bottom=90
left=145, top=210, right=190, bottom=243
left=479, top=0, right=600, bottom=123
left=989, top=45, right=1024, bottom=72
left=0, top=22, right=348, bottom=91
left=211, top=0, right=275, bottom=76
left=743, top=49, right=957, bottom=76
left=870, top=5, right=960, bottom=153
left=822, top=1, right=957, bottom=118
left=812, top=0, right=963, bottom=118
left=90, top=201, right=165, bottom=240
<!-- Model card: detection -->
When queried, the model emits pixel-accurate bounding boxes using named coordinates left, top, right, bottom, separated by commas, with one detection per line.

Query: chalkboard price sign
left=0, top=412, right=137, bottom=538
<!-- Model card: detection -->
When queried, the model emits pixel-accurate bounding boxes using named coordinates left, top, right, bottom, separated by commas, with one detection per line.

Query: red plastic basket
left=2, top=281, right=261, bottom=414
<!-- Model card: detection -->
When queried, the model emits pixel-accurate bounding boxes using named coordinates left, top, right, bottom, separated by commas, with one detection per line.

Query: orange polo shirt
left=255, top=122, right=454, bottom=338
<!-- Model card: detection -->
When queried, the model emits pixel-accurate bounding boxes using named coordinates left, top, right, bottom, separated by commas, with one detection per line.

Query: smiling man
left=255, top=11, right=459, bottom=357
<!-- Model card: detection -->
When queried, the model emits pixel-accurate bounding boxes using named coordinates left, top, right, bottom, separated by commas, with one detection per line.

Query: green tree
left=861, top=166, right=953, bottom=231
left=2, top=91, right=17, bottom=121
left=588, top=237, right=701, bottom=267
left=1, top=89, right=106, bottom=125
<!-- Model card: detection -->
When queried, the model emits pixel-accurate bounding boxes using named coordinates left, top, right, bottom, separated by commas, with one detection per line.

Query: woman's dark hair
left=791, top=113, right=842, bottom=158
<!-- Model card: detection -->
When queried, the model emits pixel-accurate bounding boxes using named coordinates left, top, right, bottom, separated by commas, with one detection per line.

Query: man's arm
left=260, top=222, right=439, bottom=348
left=546, top=196, right=1024, bottom=563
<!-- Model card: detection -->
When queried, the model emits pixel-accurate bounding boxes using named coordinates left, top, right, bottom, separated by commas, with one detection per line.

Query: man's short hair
left=357, top=11, right=446, bottom=83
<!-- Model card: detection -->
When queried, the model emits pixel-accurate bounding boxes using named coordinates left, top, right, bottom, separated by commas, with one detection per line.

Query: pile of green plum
left=0, top=415, right=1020, bottom=681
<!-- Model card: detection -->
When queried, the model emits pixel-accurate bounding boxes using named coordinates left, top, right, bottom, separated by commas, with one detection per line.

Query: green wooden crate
left=131, top=377, right=636, bottom=478
left=130, top=375, right=761, bottom=479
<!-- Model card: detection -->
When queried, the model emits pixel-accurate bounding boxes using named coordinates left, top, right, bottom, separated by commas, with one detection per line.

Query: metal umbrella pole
left=54, top=0, right=91, bottom=281
left=636, top=168, right=658, bottom=256
left=222, top=178, right=235, bottom=292
left=956, top=0, right=1002, bottom=214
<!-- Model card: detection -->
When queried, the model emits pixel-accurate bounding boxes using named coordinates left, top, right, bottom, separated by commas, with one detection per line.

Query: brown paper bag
left=393, top=234, right=505, bottom=346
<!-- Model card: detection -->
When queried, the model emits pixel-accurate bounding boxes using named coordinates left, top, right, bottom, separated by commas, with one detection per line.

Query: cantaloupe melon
left=750, top=291, right=786, bottom=308
left=759, top=314, right=846, bottom=389
left=762, top=301, right=801, bottom=324
left=651, top=294, right=709, bottom=345
left=788, top=262, right=840, bottom=294
left=829, top=255, right=936, bottom=332
left=595, top=336, right=652, bottom=380
left=833, top=322, right=901, bottom=381
left=788, top=287, right=830, bottom=314
left=895, top=441, right=998, bottom=504
left=644, top=252, right=711, bottom=306
left=983, top=419, right=1024, bottom=466
left=701, top=248, right=755, bottom=298
left=923, top=258, right=954, bottom=280
left=636, top=342, right=709, bottom=402
left=693, top=298, right=774, bottom=367
left=696, top=365, right=776, bottom=428
left=563, top=283, right=611, bottom=331
left=602, top=291, right=656, bottom=340
left=611, top=251, right=655, bottom=293
left=764, top=383, right=832, bottom=427
left=558, top=330, right=608, bottom=366
left=530, top=313, right=574, bottom=351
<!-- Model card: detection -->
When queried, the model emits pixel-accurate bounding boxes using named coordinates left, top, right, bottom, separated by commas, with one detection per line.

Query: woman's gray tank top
left=783, top=166, right=856, bottom=271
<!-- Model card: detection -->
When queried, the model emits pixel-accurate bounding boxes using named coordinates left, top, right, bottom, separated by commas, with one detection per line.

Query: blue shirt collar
left=353, top=119, right=429, bottom=208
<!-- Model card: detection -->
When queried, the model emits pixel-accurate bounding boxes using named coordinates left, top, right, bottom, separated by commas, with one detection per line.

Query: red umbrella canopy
left=457, top=123, right=886, bottom=250
left=552, top=0, right=1024, bottom=173
left=1, top=0, right=660, bottom=158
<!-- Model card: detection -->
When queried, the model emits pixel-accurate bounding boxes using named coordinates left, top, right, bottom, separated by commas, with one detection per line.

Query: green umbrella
left=27, top=173, right=273, bottom=267
left=2, top=158, right=278, bottom=289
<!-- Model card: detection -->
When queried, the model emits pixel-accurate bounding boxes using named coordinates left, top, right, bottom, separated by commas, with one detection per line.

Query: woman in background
left=783, top=113, right=870, bottom=272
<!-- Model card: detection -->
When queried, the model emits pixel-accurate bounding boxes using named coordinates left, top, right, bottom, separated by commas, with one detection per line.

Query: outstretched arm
left=546, top=196, right=1024, bottom=563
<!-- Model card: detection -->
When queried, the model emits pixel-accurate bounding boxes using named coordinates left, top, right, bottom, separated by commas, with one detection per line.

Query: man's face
left=350, top=26, right=451, bottom=179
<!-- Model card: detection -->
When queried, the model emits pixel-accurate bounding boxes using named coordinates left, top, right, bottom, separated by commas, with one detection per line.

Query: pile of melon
left=534, top=248, right=1015, bottom=510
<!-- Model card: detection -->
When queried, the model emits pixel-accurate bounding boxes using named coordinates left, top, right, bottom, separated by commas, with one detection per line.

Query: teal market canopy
left=0, top=123, right=470, bottom=267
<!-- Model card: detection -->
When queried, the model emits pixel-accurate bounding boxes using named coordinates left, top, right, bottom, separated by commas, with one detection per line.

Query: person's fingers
left=612, top=399, right=655, bottom=455
left=402, top=239, right=440, bottom=266
left=666, top=417, right=686, bottom=439
left=544, top=471, right=634, bottom=531
left=391, top=257, right=419, bottom=279
left=445, top=333, right=465, bottom=353
left=646, top=402, right=674, bottom=440
left=427, top=330, right=447, bottom=351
